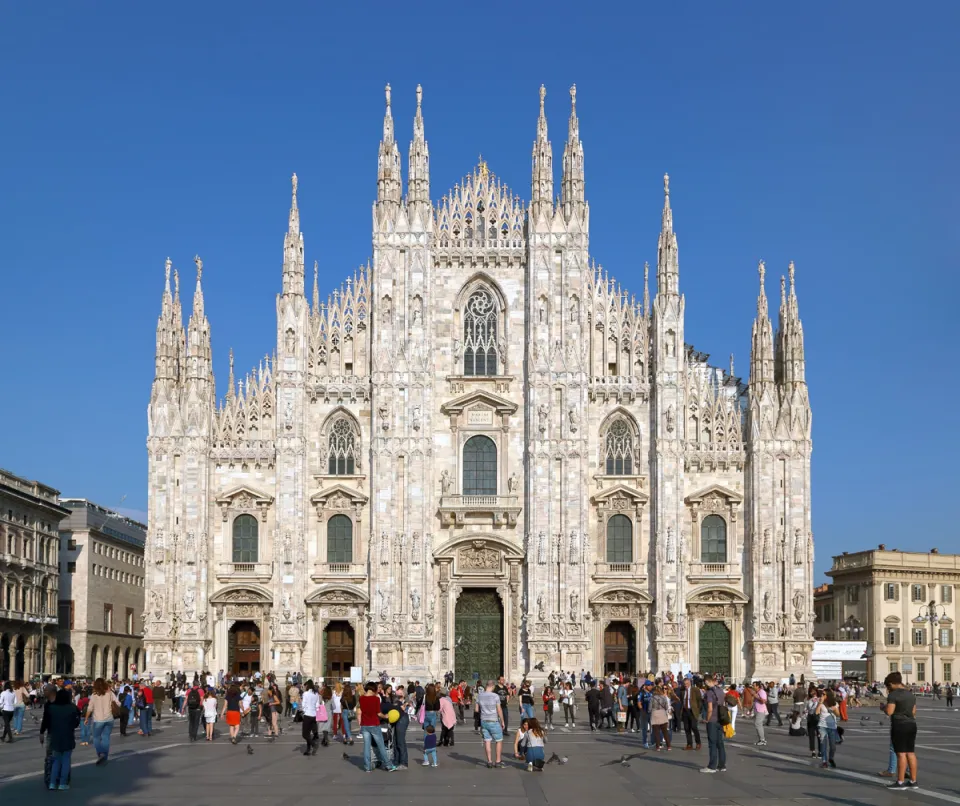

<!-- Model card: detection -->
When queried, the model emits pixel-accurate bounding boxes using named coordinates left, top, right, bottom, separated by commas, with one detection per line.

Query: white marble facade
left=145, top=84, right=814, bottom=682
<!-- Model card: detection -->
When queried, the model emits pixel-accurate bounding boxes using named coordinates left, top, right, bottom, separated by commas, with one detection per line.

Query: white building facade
left=145, top=85, right=815, bottom=682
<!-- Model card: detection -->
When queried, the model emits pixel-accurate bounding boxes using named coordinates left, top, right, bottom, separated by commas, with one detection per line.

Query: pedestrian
left=77, top=687, right=92, bottom=746
left=680, top=677, right=702, bottom=751
left=268, top=685, right=283, bottom=737
left=203, top=688, right=218, bottom=741
left=699, top=673, right=727, bottom=774
left=152, top=681, right=166, bottom=722
left=477, top=679, right=506, bottom=769
left=494, top=676, right=511, bottom=733
left=422, top=683, right=440, bottom=732
left=331, top=682, right=344, bottom=739
left=725, top=685, right=740, bottom=733
left=438, top=689, right=457, bottom=747
left=515, top=717, right=547, bottom=771
left=0, top=682, right=16, bottom=742
left=519, top=680, right=535, bottom=720
left=46, top=689, right=80, bottom=791
left=317, top=685, right=333, bottom=746
left=542, top=686, right=556, bottom=729
left=86, top=677, right=119, bottom=765
left=300, top=680, right=319, bottom=755
left=765, top=681, right=783, bottom=726
left=185, top=681, right=204, bottom=741
left=754, top=681, right=769, bottom=746
left=389, top=686, right=409, bottom=768
left=883, top=672, right=919, bottom=789
left=118, top=686, right=133, bottom=736
left=358, top=681, right=395, bottom=772
left=585, top=680, right=601, bottom=731
left=12, top=680, right=28, bottom=735
left=561, top=682, right=577, bottom=727
left=804, top=685, right=820, bottom=758
left=817, top=689, right=841, bottom=768
left=422, top=723, right=439, bottom=767
left=650, top=684, right=672, bottom=750
left=946, top=684, right=955, bottom=708
left=222, top=683, right=243, bottom=744
left=340, top=683, right=356, bottom=745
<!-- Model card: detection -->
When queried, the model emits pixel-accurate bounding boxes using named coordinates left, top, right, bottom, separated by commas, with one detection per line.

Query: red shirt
left=142, top=687, right=154, bottom=704
left=450, top=686, right=462, bottom=704
left=358, top=694, right=382, bottom=727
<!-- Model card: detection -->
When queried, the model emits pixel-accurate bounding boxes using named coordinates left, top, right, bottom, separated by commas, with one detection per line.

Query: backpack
left=187, top=688, right=201, bottom=709
left=717, top=704, right=731, bottom=726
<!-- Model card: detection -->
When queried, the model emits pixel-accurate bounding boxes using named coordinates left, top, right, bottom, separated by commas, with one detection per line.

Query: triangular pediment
left=591, top=483, right=649, bottom=506
left=441, top=389, right=518, bottom=416
left=215, top=485, right=274, bottom=507
left=684, top=483, right=743, bottom=505
left=687, top=585, right=750, bottom=605
left=310, top=483, right=369, bottom=507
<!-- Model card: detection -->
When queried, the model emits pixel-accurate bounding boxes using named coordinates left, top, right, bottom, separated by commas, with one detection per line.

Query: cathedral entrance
left=604, top=622, right=635, bottom=674
left=454, top=589, right=503, bottom=683
left=323, top=621, right=355, bottom=680
left=698, top=621, right=731, bottom=676
left=228, top=621, right=261, bottom=678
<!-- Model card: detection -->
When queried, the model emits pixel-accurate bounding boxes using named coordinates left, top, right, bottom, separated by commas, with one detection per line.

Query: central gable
left=435, top=163, right=526, bottom=247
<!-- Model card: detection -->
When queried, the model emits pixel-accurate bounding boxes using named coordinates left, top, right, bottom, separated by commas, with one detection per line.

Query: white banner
left=813, top=641, right=867, bottom=661
left=812, top=660, right=843, bottom=679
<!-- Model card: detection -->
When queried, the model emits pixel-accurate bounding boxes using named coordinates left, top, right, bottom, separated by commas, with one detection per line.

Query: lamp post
left=918, top=600, right=946, bottom=685
left=840, top=617, right=864, bottom=680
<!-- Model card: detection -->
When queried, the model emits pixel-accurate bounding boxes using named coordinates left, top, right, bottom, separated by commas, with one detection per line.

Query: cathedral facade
left=145, top=84, right=815, bottom=682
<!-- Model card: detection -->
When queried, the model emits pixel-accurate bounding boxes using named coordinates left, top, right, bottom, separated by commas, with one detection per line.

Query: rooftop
left=0, top=466, right=66, bottom=509
left=60, top=498, right=147, bottom=548
left=828, top=544, right=960, bottom=576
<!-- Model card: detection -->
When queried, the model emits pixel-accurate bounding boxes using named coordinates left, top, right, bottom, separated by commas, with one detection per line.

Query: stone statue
left=537, top=404, right=548, bottom=436
left=666, top=592, right=676, bottom=621
left=185, top=531, right=196, bottom=559
left=569, top=529, right=580, bottom=565
left=411, top=589, right=421, bottom=621
left=762, top=528, right=772, bottom=565
left=776, top=536, right=785, bottom=564
left=569, top=591, right=579, bottom=622
left=379, top=531, right=390, bottom=565
left=378, top=400, right=391, bottom=431
left=537, top=592, right=546, bottom=621
left=776, top=612, right=788, bottom=637
left=182, top=588, right=196, bottom=621
left=537, top=531, right=546, bottom=565
left=154, top=529, right=165, bottom=565
left=507, top=472, right=519, bottom=494
left=568, top=406, right=580, bottom=433
left=377, top=587, right=389, bottom=621
left=666, top=527, right=675, bottom=563
left=762, top=591, right=772, bottom=622
left=169, top=613, right=180, bottom=638
left=794, top=528, right=804, bottom=566
left=411, top=405, right=422, bottom=431
left=283, top=532, right=293, bottom=564
left=296, top=612, right=306, bottom=638
left=453, top=337, right=462, bottom=357
left=440, top=469, right=453, bottom=495
left=792, top=591, right=804, bottom=622
left=411, top=531, right=421, bottom=565
left=282, top=591, right=292, bottom=620
left=665, top=405, right=675, bottom=433
left=150, top=590, right=164, bottom=621
left=678, top=614, right=687, bottom=639
left=285, top=328, right=296, bottom=355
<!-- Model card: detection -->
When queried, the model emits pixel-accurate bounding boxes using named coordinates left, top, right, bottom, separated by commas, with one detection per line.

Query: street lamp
left=917, top=599, right=947, bottom=685
left=840, top=616, right=864, bottom=639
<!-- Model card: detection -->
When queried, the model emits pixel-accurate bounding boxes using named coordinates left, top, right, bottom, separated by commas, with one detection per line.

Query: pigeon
left=247, top=745, right=254, bottom=755
left=560, top=756, right=569, bottom=765
left=267, top=736, right=276, bottom=743
left=342, top=752, right=350, bottom=761
left=621, top=762, right=630, bottom=768
left=547, top=752, right=561, bottom=765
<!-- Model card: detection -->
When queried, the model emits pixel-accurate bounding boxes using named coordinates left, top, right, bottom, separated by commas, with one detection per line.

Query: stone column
left=731, top=606, right=744, bottom=680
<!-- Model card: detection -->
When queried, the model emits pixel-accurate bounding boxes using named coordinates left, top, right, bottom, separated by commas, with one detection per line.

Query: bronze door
left=228, top=621, right=261, bottom=678
left=324, top=621, right=355, bottom=680
left=604, top=622, right=634, bottom=674
left=455, top=589, right=503, bottom=683
left=698, top=621, right=731, bottom=677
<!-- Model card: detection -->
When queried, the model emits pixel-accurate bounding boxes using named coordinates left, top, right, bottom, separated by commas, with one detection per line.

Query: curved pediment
left=884, top=615, right=901, bottom=624
left=215, top=485, right=275, bottom=507
left=589, top=585, right=653, bottom=605
left=433, top=533, right=524, bottom=562
left=441, top=389, right=518, bottom=417
left=209, top=584, right=273, bottom=605
left=305, top=584, right=370, bottom=605
left=686, top=585, right=749, bottom=605
left=684, top=484, right=743, bottom=505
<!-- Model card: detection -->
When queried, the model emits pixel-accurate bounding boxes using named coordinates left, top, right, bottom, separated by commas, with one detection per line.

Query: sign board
left=812, top=660, right=843, bottom=680
left=349, top=666, right=363, bottom=683
left=467, top=409, right=493, bottom=426
left=670, top=663, right=681, bottom=676
left=813, top=641, right=867, bottom=661
left=902, top=662, right=913, bottom=673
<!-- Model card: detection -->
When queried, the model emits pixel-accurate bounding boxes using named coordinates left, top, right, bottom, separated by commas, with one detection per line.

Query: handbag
left=417, top=703, right=426, bottom=725
left=110, top=699, right=121, bottom=719
left=318, top=702, right=329, bottom=723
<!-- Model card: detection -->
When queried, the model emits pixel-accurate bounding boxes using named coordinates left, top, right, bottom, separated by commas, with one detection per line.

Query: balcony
left=438, top=495, right=521, bottom=527
left=310, top=562, right=367, bottom=584
left=687, top=562, right=742, bottom=584
left=216, top=562, right=274, bottom=583
left=592, top=561, right=647, bottom=582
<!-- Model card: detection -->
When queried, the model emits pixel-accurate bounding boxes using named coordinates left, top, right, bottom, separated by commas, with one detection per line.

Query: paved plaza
left=1, top=702, right=959, bottom=805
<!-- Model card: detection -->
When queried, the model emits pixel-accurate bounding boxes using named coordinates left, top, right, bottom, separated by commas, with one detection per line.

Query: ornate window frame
left=310, top=484, right=368, bottom=567
left=317, top=408, right=364, bottom=484
left=452, top=275, right=508, bottom=378
left=591, top=485, right=649, bottom=570
left=684, top=484, right=742, bottom=563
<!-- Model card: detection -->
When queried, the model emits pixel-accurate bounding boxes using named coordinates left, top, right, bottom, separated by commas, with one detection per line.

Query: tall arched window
left=462, top=435, right=497, bottom=495
left=232, top=514, right=259, bottom=563
left=700, top=515, right=727, bottom=564
left=604, top=419, right=635, bottom=475
left=328, top=417, right=358, bottom=475
left=606, top=514, right=633, bottom=563
left=463, top=289, right=499, bottom=376
left=327, top=515, right=353, bottom=564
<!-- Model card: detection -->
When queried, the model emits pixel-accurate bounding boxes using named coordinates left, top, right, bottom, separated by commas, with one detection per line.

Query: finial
left=314, top=260, right=318, bottom=282
left=780, top=275, right=787, bottom=304
left=664, top=173, right=670, bottom=197
left=730, top=353, right=735, bottom=377
left=385, top=83, right=392, bottom=110
left=539, top=84, right=546, bottom=112
left=229, top=348, right=234, bottom=370
left=758, top=259, right=765, bottom=285
left=194, top=254, right=203, bottom=280
left=164, top=257, right=172, bottom=290
left=416, top=83, right=422, bottom=111
left=788, top=260, right=796, bottom=294
left=173, top=268, right=180, bottom=297
left=570, top=84, right=577, bottom=109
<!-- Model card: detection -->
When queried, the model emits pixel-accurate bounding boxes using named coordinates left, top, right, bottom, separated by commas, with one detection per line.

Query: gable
left=684, top=484, right=743, bottom=506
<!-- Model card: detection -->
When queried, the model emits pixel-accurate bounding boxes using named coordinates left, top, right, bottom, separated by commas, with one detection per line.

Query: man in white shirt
left=300, top=681, right=320, bottom=756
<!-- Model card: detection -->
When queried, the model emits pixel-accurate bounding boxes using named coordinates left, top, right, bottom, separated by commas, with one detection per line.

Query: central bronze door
left=698, top=621, right=731, bottom=677
left=455, top=589, right=503, bottom=683
left=228, top=621, right=261, bottom=678
left=604, top=622, right=635, bottom=674
left=323, top=621, right=355, bottom=680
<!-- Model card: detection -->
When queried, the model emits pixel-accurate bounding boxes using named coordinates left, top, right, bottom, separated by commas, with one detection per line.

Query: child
left=789, top=710, right=807, bottom=737
left=203, top=688, right=218, bottom=741
left=422, top=724, right=438, bottom=767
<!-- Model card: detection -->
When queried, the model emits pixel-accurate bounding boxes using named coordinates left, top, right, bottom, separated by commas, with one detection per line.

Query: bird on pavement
left=547, top=752, right=561, bottom=764
left=247, top=746, right=254, bottom=755
left=342, top=752, right=350, bottom=761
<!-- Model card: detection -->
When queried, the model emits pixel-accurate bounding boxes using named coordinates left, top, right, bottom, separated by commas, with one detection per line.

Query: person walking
left=765, top=681, right=783, bottom=726
left=477, top=679, right=506, bottom=769
left=680, top=677, right=702, bottom=751
left=946, top=683, right=955, bottom=708
left=185, top=681, right=204, bottom=741
left=422, top=683, right=440, bottom=732
left=46, top=689, right=80, bottom=791
left=86, top=678, right=119, bottom=765
left=317, top=685, right=333, bottom=747
left=805, top=685, right=820, bottom=758
left=340, top=684, right=356, bottom=745
left=300, top=680, right=319, bottom=755
left=438, top=689, right=457, bottom=747
left=561, top=682, right=577, bottom=727
left=817, top=689, right=841, bottom=769
left=519, top=681, right=535, bottom=721
left=585, top=680, right=601, bottom=731
left=700, top=674, right=727, bottom=774
left=222, top=683, right=243, bottom=744
left=883, top=672, right=919, bottom=789
left=542, top=686, right=556, bottom=730
left=0, top=682, right=16, bottom=742
left=152, top=681, right=166, bottom=722
left=203, top=688, right=218, bottom=741
left=650, top=684, right=672, bottom=750
left=753, top=682, right=768, bottom=746
left=12, top=680, right=28, bottom=735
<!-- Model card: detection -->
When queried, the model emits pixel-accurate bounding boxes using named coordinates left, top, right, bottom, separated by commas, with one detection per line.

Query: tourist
left=477, top=679, right=506, bottom=768
left=616, top=679, right=630, bottom=733
left=741, top=681, right=755, bottom=717
left=422, top=723, right=438, bottom=767
left=0, top=682, right=16, bottom=742
left=725, top=684, right=740, bottom=732
left=388, top=685, right=409, bottom=768
left=422, top=683, right=440, bottom=731
left=519, top=680, right=535, bottom=720
left=513, top=717, right=531, bottom=759
left=680, top=677, right=702, bottom=750
left=765, top=681, right=783, bottom=726
left=300, top=680, right=319, bottom=755
left=203, top=687, right=218, bottom=741
left=638, top=680, right=653, bottom=743
left=317, top=685, right=333, bottom=746
left=788, top=710, right=806, bottom=736
left=450, top=680, right=465, bottom=724
left=650, top=683, right=672, bottom=750
left=77, top=687, right=92, bottom=746
left=46, top=688, right=80, bottom=791
left=185, top=680, right=204, bottom=741
left=268, top=684, right=283, bottom=736
left=331, top=682, right=344, bottom=738
left=494, top=676, right=511, bottom=732
left=753, top=681, right=768, bottom=746
left=222, top=683, right=243, bottom=744
left=804, top=685, right=820, bottom=757
left=438, top=688, right=457, bottom=747
left=817, top=689, right=841, bottom=768
left=358, top=681, right=395, bottom=772
left=883, top=672, right=918, bottom=789
left=12, top=679, right=28, bottom=735
left=946, top=683, right=955, bottom=708
left=541, top=685, right=556, bottom=729
left=561, top=681, right=577, bottom=727
left=137, top=682, right=154, bottom=736
left=700, top=674, right=727, bottom=774
left=152, top=680, right=166, bottom=722
left=340, top=683, right=356, bottom=745
left=86, top=677, right=119, bottom=765
left=516, top=717, right=547, bottom=771
left=585, top=680, right=601, bottom=731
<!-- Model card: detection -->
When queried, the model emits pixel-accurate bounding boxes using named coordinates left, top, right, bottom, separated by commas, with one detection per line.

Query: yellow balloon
left=388, top=709, right=400, bottom=724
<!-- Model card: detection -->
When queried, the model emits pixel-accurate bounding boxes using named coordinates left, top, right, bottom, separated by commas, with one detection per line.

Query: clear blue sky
left=1, top=3, right=957, bottom=581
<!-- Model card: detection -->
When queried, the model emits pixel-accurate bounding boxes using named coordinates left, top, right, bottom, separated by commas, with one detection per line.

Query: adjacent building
left=145, top=84, right=815, bottom=682
left=823, top=545, right=959, bottom=684
left=0, top=468, right=69, bottom=679
left=58, top=499, right=147, bottom=678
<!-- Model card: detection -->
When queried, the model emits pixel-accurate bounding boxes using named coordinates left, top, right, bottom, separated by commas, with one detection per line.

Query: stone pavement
left=1, top=702, right=959, bottom=805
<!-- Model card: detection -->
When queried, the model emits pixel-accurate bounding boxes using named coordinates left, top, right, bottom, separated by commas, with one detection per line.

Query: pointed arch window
left=328, top=418, right=359, bottom=475
left=604, top=419, right=635, bottom=475
left=463, top=289, right=500, bottom=376
left=700, top=515, right=727, bottom=564
left=606, top=514, right=633, bottom=563
left=462, top=435, right=497, bottom=495
left=326, top=514, right=353, bottom=564
left=232, top=515, right=259, bottom=563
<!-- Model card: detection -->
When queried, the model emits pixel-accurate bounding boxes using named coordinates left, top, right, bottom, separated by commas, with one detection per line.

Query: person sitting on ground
left=788, top=710, right=806, bottom=737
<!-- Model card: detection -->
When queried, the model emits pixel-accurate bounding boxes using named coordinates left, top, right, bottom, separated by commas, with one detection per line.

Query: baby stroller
left=373, top=723, right=394, bottom=768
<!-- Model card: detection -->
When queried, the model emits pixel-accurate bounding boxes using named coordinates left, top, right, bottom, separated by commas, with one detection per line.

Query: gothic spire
left=750, top=260, right=775, bottom=391
left=377, top=83, right=402, bottom=205
left=153, top=258, right=177, bottom=383
left=531, top=84, right=553, bottom=219
left=561, top=84, right=585, bottom=220
left=407, top=84, right=430, bottom=206
left=227, top=348, right=235, bottom=399
left=281, top=173, right=305, bottom=297
left=777, top=260, right=806, bottom=388
left=656, top=174, right=679, bottom=297
left=312, top=260, right=320, bottom=314
left=172, top=267, right=186, bottom=384
left=186, top=255, right=212, bottom=383
left=643, top=261, right=650, bottom=317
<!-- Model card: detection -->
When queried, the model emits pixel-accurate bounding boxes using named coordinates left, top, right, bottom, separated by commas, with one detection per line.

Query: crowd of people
left=0, top=668, right=950, bottom=788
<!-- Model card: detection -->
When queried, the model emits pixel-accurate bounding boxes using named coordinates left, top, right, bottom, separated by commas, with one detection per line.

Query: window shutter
left=895, top=584, right=900, bottom=601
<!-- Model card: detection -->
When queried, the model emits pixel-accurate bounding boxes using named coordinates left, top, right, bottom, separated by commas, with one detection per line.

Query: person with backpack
left=138, top=683, right=154, bottom=736
left=185, top=682, right=204, bottom=742
left=46, top=689, right=80, bottom=791
left=700, top=674, right=728, bottom=774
